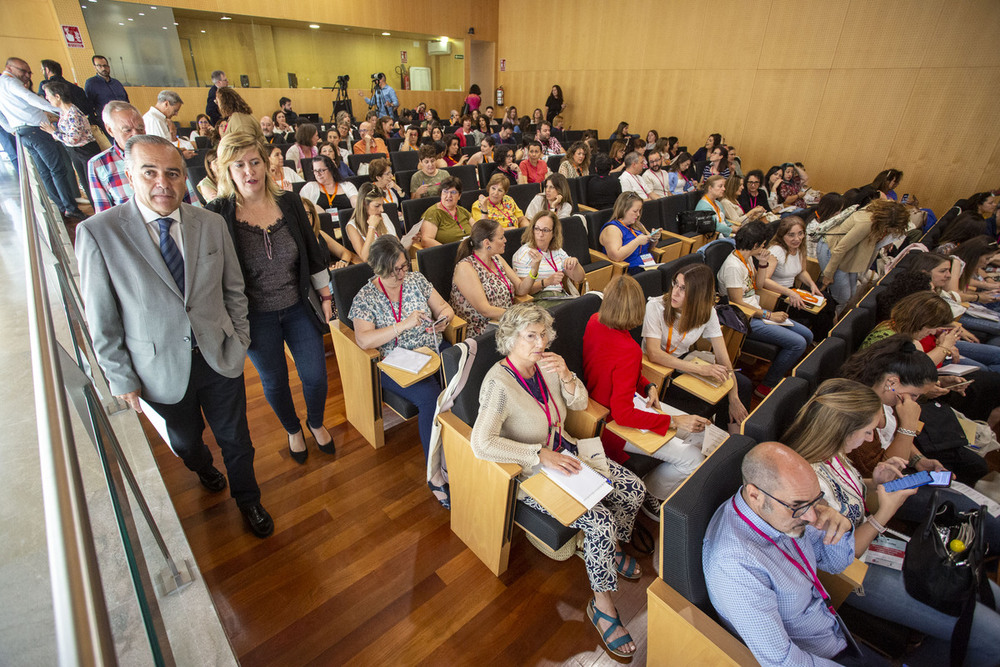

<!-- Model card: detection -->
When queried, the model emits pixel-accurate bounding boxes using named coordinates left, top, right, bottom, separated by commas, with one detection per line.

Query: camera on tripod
left=337, top=74, right=350, bottom=86
left=370, top=73, right=380, bottom=81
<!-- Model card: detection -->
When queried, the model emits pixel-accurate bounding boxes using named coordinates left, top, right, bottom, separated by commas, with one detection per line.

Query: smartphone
left=929, top=471, right=954, bottom=487
left=424, top=313, right=448, bottom=329
left=946, top=379, right=975, bottom=391
left=883, top=470, right=932, bottom=493
left=900, top=193, right=910, bottom=204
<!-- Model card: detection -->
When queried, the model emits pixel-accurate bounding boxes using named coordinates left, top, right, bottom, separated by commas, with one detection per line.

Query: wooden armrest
left=577, top=204, right=597, bottom=212
left=647, top=578, right=758, bottom=665
left=642, top=355, right=674, bottom=394
left=660, top=230, right=695, bottom=248
left=805, top=256, right=820, bottom=283
left=513, top=294, right=533, bottom=303
left=758, top=287, right=780, bottom=311
left=589, top=249, right=628, bottom=270
left=331, top=322, right=380, bottom=359
left=437, top=412, right=520, bottom=478
left=564, top=398, right=609, bottom=439
left=443, top=315, right=467, bottom=344
left=818, top=559, right=868, bottom=609
left=733, top=303, right=757, bottom=319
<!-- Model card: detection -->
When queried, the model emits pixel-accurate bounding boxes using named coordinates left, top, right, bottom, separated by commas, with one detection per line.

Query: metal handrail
left=16, top=136, right=117, bottom=665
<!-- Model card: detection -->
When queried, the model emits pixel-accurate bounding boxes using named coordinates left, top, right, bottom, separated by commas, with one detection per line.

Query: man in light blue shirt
left=359, top=73, right=398, bottom=119
left=703, top=442, right=879, bottom=667
left=0, top=57, right=85, bottom=219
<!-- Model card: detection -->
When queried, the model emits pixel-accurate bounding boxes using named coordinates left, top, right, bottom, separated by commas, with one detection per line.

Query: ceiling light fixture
left=309, top=24, right=320, bottom=29
left=382, top=32, right=391, bottom=36
left=200, top=29, right=206, bottom=33
left=138, top=12, right=144, bottom=15
left=220, top=15, right=231, bottom=20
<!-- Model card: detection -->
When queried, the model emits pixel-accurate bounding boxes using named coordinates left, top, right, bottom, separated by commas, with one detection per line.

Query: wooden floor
left=146, top=344, right=658, bottom=666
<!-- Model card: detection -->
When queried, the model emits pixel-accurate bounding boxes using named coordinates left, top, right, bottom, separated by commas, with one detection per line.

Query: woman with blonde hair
left=345, top=183, right=405, bottom=261
left=599, top=192, right=660, bottom=275
left=695, top=175, right=736, bottom=237
left=472, top=302, right=645, bottom=659
left=206, top=132, right=335, bottom=463
left=784, top=378, right=1000, bottom=665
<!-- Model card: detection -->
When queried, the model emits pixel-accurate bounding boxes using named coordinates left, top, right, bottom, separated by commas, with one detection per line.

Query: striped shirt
left=703, top=490, right=854, bottom=666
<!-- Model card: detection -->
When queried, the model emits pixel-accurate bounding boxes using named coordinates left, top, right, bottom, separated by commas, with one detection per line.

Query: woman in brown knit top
left=470, top=303, right=646, bottom=659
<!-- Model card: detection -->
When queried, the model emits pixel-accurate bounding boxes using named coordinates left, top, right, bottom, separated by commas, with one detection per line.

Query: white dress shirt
left=0, top=71, right=60, bottom=131
left=142, top=105, right=171, bottom=140
left=136, top=198, right=184, bottom=260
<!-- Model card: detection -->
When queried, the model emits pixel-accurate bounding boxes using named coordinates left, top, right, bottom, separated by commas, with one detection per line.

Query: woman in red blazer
left=583, top=276, right=710, bottom=518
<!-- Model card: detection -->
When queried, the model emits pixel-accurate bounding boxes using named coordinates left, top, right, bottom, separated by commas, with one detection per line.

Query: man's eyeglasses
left=756, top=487, right=824, bottom=518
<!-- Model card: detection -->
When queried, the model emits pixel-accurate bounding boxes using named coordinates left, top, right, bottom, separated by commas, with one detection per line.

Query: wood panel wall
left=496, top=0, right=1000, bottom=214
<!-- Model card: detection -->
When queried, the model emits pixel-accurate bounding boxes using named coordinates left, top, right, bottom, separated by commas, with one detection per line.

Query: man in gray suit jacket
left=76, top=134, right=273, bottom=537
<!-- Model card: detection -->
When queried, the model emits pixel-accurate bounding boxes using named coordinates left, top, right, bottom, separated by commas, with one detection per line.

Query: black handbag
left=677, top=210, right=717, bottom=235
left=902, top=492, right=995, bottom=666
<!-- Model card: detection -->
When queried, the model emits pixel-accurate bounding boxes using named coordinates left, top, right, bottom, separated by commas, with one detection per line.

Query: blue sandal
left=614, top=550, right=641, bottom=580
left=586, top=598, right=634, bottom=659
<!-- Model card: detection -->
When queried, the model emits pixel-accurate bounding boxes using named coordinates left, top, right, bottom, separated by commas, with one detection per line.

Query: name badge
left=640, top=253, right=655, bottom=266
left=326, top=209, right=340, bottom=223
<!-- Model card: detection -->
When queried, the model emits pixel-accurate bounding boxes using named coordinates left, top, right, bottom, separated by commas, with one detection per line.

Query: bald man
left=352, top=121, right=387, bottom=155
left=0, top=57, right=86, bottom=219
left=702, top=442, right=878, bottom=667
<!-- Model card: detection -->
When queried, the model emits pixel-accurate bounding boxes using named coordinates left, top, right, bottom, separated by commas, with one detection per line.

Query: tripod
left=329, top=81, right=353, bottom=123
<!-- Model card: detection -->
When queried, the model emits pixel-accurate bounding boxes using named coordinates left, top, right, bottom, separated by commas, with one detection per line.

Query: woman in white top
left=720, top=175, right=765, bottom=227
left=267, top=145, right=303, bottom=192
left=511, top=211, right=585, bottom=299
left=189, top=113, right=214, bottom=142
left=345, top=183, right=405, bottom=262
left=642, top=264, right=750, bottom=431
left=300, top=155, right=359, bottom=213
left=525, top=173, right=573, bottom=219
left=718, top=222, right=813, bottom=397
left=761, top=216, right=823, bottom=308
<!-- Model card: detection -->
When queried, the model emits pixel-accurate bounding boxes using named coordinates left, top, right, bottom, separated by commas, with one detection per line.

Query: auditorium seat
left=829, top=306, right=876, bottom=355
left=792, top=336, right=847, bottom=392
left=740, top=376, right=810, bottom=444
left=508, top=183, right=542, bottom=212
left=391, top=150, right=419, bottom=173
left=559, top=215, right=615, bottom=292
left=443, top=164, right=480, bottom=192
left=347, top=152, right=387, bottom=174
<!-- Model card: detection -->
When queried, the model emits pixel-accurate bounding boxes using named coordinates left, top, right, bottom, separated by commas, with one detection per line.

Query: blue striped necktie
left=156, top=217, right=184, bottom=295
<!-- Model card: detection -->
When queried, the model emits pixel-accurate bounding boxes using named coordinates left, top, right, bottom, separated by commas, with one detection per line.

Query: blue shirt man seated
left=703, top=442, right=883, bottom=667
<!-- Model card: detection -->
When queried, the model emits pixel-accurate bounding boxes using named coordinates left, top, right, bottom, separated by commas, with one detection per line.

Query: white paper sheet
left=701, top=424, right=730, bottom=456
left=951, top=481, right=1000, bottom=518
left=380, top=347, right=431, bottom=374
left=541, top=453, right=613, bottom=509
left=938, top=363, right=979, bottom=376
left=138, top=399, right=174, bottom=453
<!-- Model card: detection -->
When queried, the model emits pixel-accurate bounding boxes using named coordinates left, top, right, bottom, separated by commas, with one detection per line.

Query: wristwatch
left=561, top=372, right=577, bottom=384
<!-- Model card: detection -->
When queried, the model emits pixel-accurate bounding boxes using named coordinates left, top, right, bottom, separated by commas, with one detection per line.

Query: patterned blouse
left=450, top=255, right=514, bottom=337
left=812, top=458, right=867, bottom=528
left=348, top=272, right=438, bottom=358
left=471, top=194, right=523, bottom=228
left=53, top=104, right=94, bottom=148
left=777, top=180, right=804, bottom=208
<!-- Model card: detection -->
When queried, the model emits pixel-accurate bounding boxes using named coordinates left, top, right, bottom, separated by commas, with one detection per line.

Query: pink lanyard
left=827, top=457, right=868, bottom=514
left=651, top=170, right=665, bottom=192
left=503, top=358, right=562, bottom=450
left=377, top=278, right=403, bottom=344
left=731, top=496, right=835, bottom=615
left=474, top=253, right=513, bottom=295
left=543, top=250, right=559, bottom=273
left=629, top=172, right=648, bottom=196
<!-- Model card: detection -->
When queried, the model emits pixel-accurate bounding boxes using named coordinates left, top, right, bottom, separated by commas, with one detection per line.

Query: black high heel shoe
left=308, top=424, right=336, bottom=455
left=428, top=481, right=451, bottom=509
left=288, top=432, right=308, bottom=464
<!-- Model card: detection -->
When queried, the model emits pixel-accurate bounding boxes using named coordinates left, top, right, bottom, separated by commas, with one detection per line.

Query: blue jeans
left=246, top=301, right=328, bottom=435
left=815, top=239, right=858, bottom=309
left=954, top=340, right=1000, bottom=372
left=748, top=317, right=813, bottom=387
left=959, top=313, right=1000, bottom=344
left=845, top=566, right=1000, bottom=667
left=381, top=371, right=441, bottom=460
left=15, top=126, right=79, bottom=213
